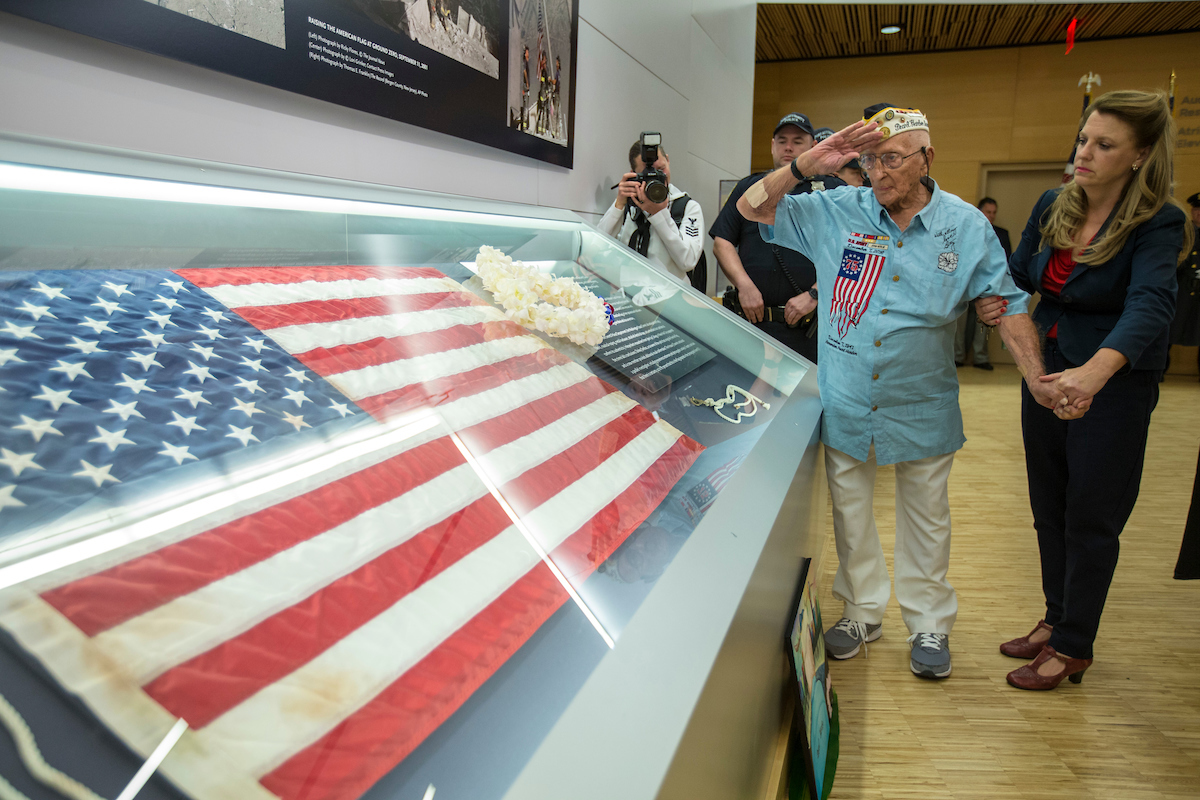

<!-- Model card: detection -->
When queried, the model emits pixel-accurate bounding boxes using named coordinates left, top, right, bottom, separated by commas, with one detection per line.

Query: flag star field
left=0, top=269, right=355, bottom=535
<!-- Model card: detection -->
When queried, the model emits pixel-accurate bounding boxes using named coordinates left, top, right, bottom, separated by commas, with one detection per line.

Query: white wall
left=0, top=2, right=757, bottom=285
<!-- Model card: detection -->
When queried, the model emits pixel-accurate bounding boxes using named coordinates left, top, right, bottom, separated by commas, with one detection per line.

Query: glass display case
left=0, top=133, right=826, bottom=800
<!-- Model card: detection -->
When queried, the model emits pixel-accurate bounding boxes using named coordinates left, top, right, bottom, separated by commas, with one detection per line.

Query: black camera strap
left=624, top=205, right=653, bottom=257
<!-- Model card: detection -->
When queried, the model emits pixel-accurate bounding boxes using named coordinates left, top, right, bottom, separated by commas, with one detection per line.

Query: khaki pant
left=825, top=444, right=958, bottom=635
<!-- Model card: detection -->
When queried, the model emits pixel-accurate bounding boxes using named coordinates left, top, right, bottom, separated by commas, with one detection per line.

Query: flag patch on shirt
left=832, top=248, right=886, bottom=338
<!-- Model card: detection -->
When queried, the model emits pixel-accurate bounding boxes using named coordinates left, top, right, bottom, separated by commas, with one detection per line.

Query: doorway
left=981, top=164, right=1065, bottom=234
left=978, top=163, right=1064, bottom=364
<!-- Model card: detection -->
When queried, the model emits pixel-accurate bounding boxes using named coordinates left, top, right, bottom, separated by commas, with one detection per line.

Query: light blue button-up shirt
left=762, top=178, right=1029, bottom=465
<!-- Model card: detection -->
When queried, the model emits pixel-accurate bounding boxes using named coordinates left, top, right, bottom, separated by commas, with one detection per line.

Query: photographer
left=598, top=136, right=704, bottom=284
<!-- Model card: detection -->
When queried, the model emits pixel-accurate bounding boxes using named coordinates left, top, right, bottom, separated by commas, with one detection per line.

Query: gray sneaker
left=824, top=617, right=882, bottom=660
left=908, top=632, right=952, bottom=679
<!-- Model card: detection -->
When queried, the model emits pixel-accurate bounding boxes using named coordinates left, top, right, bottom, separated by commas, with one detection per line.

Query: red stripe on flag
left=455, top=378, right=619, bottom=455
left=232, top=293, right=482, bottom=331
left=175, top=267, right=446, bottom=288
left=39, top=437, right=467, bottom=636
left=351, top=349, right=573, bottom=420
left=293, top=321, right=530, bottom=376
left=259, top=435, right=701, bottom=800
left=141, top=408, right=656, bottom=726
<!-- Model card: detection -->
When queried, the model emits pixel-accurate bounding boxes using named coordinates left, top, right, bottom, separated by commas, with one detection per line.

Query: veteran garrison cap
left=774, top=113, right=815, bottom=136
left=1187, top=192, right=1200, bottom=208
left=862, top=103, right=929, bottom=140
left=863, top=103, right=899, bottom=119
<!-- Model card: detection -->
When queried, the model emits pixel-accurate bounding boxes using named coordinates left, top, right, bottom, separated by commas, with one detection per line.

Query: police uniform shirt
left=1170, top=224, right=1200, bottom=346
left=762, top=178, right=1030, bottom=465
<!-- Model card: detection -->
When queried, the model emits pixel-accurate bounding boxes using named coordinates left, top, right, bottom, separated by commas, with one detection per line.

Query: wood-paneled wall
left=753, top=32, right=1200, bottom=203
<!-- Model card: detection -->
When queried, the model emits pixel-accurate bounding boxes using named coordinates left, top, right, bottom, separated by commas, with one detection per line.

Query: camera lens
left=645, top=181, right=669, bottom=204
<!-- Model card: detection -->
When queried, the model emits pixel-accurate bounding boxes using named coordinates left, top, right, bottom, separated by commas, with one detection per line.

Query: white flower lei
left=475, top=245, right=613, bottom=346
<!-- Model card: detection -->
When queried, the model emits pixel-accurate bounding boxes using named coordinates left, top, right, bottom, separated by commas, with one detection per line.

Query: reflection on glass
left=0, top=163, right=580, bottom=231
left=117, top=717, right=188, bottom=800
left=448, top=430, right=616, bottom=649
left=0, top=155, right=812, bottom=800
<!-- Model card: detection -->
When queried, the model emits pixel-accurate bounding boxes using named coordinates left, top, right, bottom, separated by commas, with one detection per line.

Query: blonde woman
left=995, top=90, right=1192, bottom=689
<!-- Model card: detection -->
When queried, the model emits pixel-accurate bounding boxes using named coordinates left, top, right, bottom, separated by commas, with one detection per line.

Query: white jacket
left=597, top=183, right=704, bottom=283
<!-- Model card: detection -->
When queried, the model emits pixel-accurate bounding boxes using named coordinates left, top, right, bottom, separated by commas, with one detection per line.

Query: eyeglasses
left=859, top=147, right=927, bottom=171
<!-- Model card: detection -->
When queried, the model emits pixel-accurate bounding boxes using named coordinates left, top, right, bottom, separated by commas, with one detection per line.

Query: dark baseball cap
left=1187, top=192, right=1200, bottom=208
left=774, top=113, right=815, bottom=137
left=813, top=127, right=835, bottom=143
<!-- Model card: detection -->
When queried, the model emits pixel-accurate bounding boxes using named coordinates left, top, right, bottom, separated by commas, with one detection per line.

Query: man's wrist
left=734, top=275, right=757, bottom=293
left=788, top=154, right=815, bottom=182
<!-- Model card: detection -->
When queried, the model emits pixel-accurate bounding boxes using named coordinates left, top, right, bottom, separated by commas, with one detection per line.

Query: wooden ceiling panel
left=756, top=3, right=1200, bottom=62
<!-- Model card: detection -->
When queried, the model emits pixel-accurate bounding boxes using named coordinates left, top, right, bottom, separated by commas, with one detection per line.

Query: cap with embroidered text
left=774, top=113, right=815, bottom=137
left=862, top=103, right=929, bottom=140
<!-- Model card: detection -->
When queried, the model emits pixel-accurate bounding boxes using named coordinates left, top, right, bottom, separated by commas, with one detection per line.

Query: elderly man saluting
left=739, top=104, right=1067, bottom=679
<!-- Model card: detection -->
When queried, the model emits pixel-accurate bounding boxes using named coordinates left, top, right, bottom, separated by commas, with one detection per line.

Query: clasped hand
left=974, top=295, right=1098, bottom=420
left=1035, top=366, right=1107, bottom=420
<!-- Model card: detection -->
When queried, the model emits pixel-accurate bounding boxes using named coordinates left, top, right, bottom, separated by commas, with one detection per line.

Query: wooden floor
left=818, top=366, right=1200, bottom=800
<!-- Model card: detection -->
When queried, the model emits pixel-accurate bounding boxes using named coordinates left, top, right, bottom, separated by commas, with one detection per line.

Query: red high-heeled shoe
left=1006, top=645, right=1092, bottom=690
left=999, top=620, right=1053, bottom=659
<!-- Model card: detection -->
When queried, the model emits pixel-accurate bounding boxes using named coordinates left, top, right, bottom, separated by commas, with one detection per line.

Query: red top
left=1041, top=247, right=1077, bottom=338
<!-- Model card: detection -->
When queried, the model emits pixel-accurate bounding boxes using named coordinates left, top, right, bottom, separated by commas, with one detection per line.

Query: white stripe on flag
left=266, top=305, right=507, bottom=353
left=200, top=277, right=461, bottom=309
left=327, top=336, right=549, bottom=401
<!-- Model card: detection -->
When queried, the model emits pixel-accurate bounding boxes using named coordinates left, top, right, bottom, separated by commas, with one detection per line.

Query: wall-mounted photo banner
left=0, top=0, right=578, bottom=167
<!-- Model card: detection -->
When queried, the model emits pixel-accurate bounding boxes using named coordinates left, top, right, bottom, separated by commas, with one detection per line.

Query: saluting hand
left=793, top=120, right=883, bottom=178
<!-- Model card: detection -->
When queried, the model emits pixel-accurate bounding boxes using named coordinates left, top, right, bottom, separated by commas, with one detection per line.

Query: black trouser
left=754, top=319, right=817, bottom=363
left=1175, top=448, right=1200, bottom=580
left=1020, top=340, right=1160, bottom=659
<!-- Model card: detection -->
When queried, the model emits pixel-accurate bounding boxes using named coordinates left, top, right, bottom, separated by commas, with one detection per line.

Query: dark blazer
left=1009, top=188, right=1186, bottom=371
left=992, top=224, right=1012, bottom=260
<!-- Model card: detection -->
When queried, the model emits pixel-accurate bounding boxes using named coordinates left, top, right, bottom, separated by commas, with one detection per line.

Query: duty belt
left=738, top=305, right=790, bottom=324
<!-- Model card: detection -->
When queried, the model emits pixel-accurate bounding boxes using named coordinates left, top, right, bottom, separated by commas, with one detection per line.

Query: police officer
left=1168, top=192, right=1200, bottom=375
left=709, top=113, right=844, bottom=362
